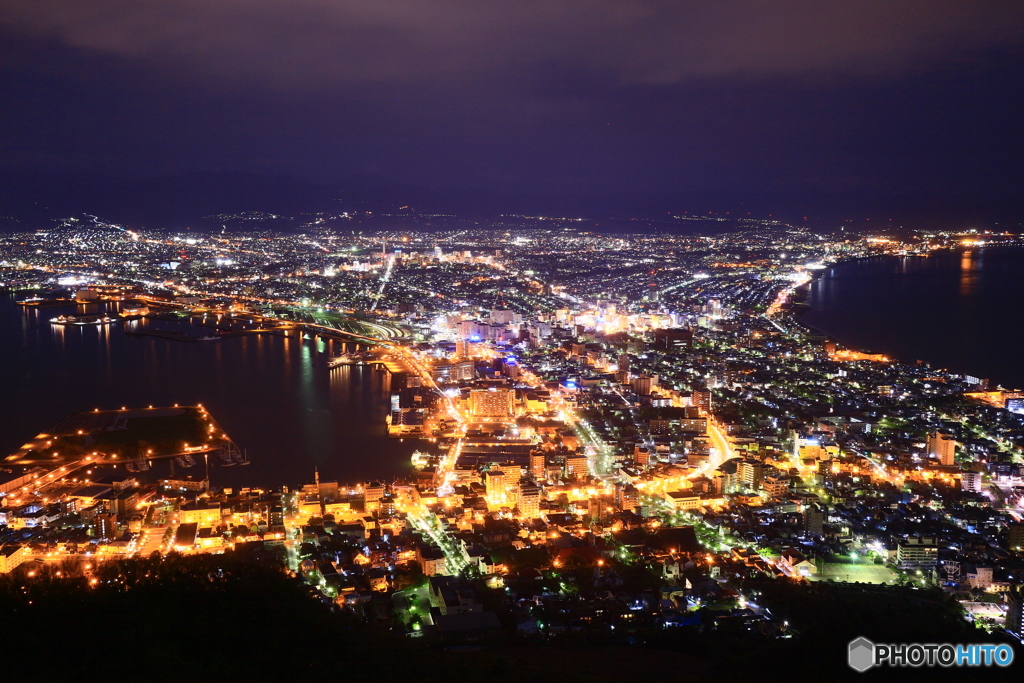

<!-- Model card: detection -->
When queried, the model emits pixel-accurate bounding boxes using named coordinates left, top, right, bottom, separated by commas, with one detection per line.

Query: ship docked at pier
left=50, top=314, right=118, bottom=326
left=327, top=351, right=377, bottom=368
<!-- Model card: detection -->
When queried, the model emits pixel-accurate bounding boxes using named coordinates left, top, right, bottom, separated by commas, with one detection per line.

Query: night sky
left=3, top=1, right=1024, bottom=222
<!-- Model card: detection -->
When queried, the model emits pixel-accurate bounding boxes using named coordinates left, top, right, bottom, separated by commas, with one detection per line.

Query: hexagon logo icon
left=848, top=637, right=875, bottom=672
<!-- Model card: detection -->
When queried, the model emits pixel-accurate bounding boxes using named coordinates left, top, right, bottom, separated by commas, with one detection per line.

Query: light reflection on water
left=0, top=293, right=425, bottom=488
left=803, top=247, right=1024, bottom=388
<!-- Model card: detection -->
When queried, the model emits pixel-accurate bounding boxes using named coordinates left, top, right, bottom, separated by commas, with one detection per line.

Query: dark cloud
left=2, top=1, right=1023, bottom=223
left=4, top=1, right=1024, bottom=88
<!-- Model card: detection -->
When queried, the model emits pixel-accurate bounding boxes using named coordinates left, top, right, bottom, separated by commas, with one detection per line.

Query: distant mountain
left=0, top=170, right=1020, bottom=232
left=0, top=171, right=340, bottom=230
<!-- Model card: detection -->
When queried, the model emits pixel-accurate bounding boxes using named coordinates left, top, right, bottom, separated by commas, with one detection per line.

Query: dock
left=125, top=329, right=203, bottom=342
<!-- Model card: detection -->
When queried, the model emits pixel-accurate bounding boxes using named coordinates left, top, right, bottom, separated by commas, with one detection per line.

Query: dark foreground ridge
left=1, top=548, right=1016, bottom=682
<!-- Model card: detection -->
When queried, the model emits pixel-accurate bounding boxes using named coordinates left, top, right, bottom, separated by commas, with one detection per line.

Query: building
left=588, top=497, right=609, bottom=524
left=517, top=482, right=541, bottom=518
left=172, top=523, right=199, bottom=552
left=178, top=501, right=222, bottom=527
left=617, top=353, right=630, bottom=374
left=416, top=544, right=447, bottom=576
left=469, top=388, right=515, bottom=419
left=896, top=536, right=938, bottom=567
left=1008, top=524, right=1024, bottom=552
left=778, top=548, right=816, bottom=577
left=631, top=374, right=658, bottom=396
left=484, top=470, right=507, bottom=508
left=965, top=566, right=993, bottom=591
left=760, top=475, right=790, bottom=499
left=737, top=459, right=765, bottom=491
left=1006, top=587, right=1024, bottom=640
left=962, top=471, right=983, bottom=493
left=653, top=328, right=693, bottom=351
left=665, top=491, right=702, bottom=510
left=94, top=511, right=118, bottom=541
left=615, top=483, right=639, bottom=512
left=364, top=482, right=386, bottom=506
left=529, top=450, right=546, bottom=479
left=927, top=431, right=957, bottom=467
left=429, top=576, right=482, bottom=615
left=818, top=459, right=835, bottom=487
left=565, top=454, right=589, bottom=478
left=0, top=467, right=43, bottom=495
left=75, top=289, right=100, bottom=302
left=691, top=389, right=712, bottom=414
left=433, top=360, right=476, bottom=383
left=0, top=544, right=30, bottom=574
left=803, top=505, right=825, bottom=535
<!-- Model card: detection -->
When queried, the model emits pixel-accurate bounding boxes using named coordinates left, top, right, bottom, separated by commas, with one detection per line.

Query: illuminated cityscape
left=4, top=0, right=1024, bottom=678
left=2, top=220, right=1024, bottom=674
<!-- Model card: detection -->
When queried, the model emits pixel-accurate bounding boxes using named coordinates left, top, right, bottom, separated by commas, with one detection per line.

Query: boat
left=197, top=334, right=220, bottom=341
left=50, top=314, right=118, bottom=326
left=175, top=454, right=196, bottom=468
left=410, top=450, right=433, bottom=469
left=328, top=351, right=376, bottom=368
left=217, top=443, right=246, bottom=466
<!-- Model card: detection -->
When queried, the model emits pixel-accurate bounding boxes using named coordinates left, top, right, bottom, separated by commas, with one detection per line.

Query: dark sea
left=801, top=246, right=1024, bottom=389
left=0, top=293, right=425, bottom=489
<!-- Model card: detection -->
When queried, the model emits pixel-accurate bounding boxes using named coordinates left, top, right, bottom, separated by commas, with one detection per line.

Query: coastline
left=791, top=245, right=1024, bottom=389
left=0, top=292, right=421, bottom=489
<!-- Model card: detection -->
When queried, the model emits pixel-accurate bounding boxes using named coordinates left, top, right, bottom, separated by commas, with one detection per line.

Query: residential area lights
left=1, top=221, right=1023, bottom=641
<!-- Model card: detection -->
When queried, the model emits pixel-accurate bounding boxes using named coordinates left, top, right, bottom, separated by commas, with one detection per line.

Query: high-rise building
left=1006, top=587, right=1024, bottom=640
left=94, top=512, right=117, bottom=541
left=617, top=353, right=631, bottom=374
left=588, top=497, right=609, bottom=524
left=631, top=374, right=658, bottom=396
left=615, top=483, right=639, bottom=512
left=818, top=459, right=835, bottom=487
left=653, top=328, right=693, bottom=351
left=896, top=536, right=938, bottom=567
left=737, top=459, right=765, bottom=490
left=484, top=470, right=507, bottom=508
left=927, top=431, right=957, bottom=466
left=565, top=454, right=589, bottom=478
left=961, top=471, right=982, bottom=492
left=489, top=309, right=518, bottom=325
left=691, top=388, right=712, bottom=414
left=529, top=450, right=546, bottom=479
left=469, top=388, right=515, bottom=419
left=364, top=482, right=386, bottom=506
left=804, top=505, right=825, bottom=534
left=517, top=482, right=541, bottom=518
